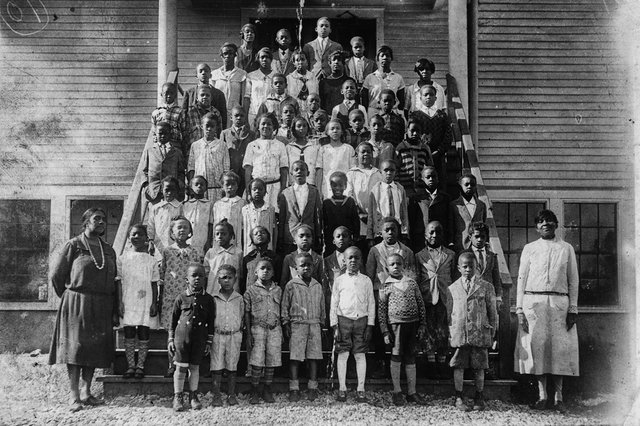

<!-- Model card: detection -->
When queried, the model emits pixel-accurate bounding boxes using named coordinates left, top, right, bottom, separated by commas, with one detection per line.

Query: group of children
left=121, top=16, right=502, bottom=412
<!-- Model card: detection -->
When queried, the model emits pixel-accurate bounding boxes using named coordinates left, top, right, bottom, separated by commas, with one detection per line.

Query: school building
left=0, top=0, right=635, bottom=395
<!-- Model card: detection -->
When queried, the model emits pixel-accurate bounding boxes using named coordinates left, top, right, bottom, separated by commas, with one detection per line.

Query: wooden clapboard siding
left=476, top=0, right=632, bottom=191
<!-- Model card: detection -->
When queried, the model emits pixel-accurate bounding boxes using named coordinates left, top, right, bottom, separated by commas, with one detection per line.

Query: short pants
left=449, top=346, right=489, bottom=370
left=335, top=315, right=369, bottom=354
left=210, top=331, right=243, bottom=371
left=390, top=322, right=418, bottom=363
left=289, top=323, right=323, bottom=361
left=249, top=324, right=282, bottom=367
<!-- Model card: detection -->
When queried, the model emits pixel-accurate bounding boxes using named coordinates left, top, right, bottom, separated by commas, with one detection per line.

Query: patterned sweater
left=378, top=276, right=426, bottom=335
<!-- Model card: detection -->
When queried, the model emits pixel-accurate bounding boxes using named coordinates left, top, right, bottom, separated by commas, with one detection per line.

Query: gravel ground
left=0, top=354, right=630, bottom=425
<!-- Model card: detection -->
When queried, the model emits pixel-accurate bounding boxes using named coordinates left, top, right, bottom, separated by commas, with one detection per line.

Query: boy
left=322, top=171, right=360, bottom=255
left=449, top=173, right=487, bottom=253
left=280, top=225, right=323, bottom=287
left=416, top=221, right=455, bottom=363
left=220, top=107, right=256, bottom=195
left=257, top=73, right=300, bottom=122
left=281, top=253, right=326, bottom=401
left=303, top=92, right=322, bottom=125
left=345, top=36, right=377, bottom=95
left=379, top=253, right=428, bottom=406
left=308, top=109, right=329, bottom=146
left=330, top=246, right=375, bottom=403
left=406, top=58, right=446, bottom=112
left=277, top=161, right=323, bottom=254
left=272, top=28, right=296, bottom=76
left=319, top=50, right=348, bottom=113
left=152, top=82, right=189, bottom=158
left=187, top=113, right=230, bottom=203
left=275, top=103, right=297, bottom=145
left=210, top=264, right=244, bottom=407
left=144, top=122, right=185, bottom=204
left=367, top=160, right=409, bottom=242
left=378, top=89, right=405, bottom=147
left=186, top=85, right=224, bottom=158
left=368, top=114, right=395, bottom=168
left=446, top=252, right=498, bottom=411
left=244, top=258, right=283, bottom=404
left=468, top=221, right=503, bottom=311
left=213, top=170, right=247, bottom=248
left=345, top=109, right=371, bottom=150
left=182, top=63, right=227, bottom=123
left=331, top=78, right=368, bottom=132
left=346, top=142, right=383, bottom=254
left=287, top=52, right=320, bottom=115
left=211, top=42, right=246, bottom=128
left=302, top=17, right=343, bottom=80
left=168, top=263, right=215, bottom=411
left=241, top=226, right=282, bottom=292
left=395, top=118, right=433, bottom=200
left=245, top=47, right=275, bottom=128
left=322, top=226, right=358, bottom=324
left=409, top=166, right=451, bottom=252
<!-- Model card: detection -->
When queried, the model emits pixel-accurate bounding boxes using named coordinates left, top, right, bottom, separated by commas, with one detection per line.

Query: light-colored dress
left=182, top=198, right=214, bottom=257
left=287, top=71, right=320, bottom=117
left=405, top=80, right=447, bottom=112
left=514, top=237, right=580, bottom=376
left=245, top=69, right=275, bottom=128
left=243, top=138, right=288, bottom=211
left=362, top=70, right=406, bottom=118
left=241, top=202, right=277, bottom=253
left=210, top=66, right=247, bottom=126
left=117, top=250, right=160, bottom=328
left=318, top=143, right=356, bottom=199
left=346, top=166, right=383, bottom=237
left=147, top=200, right=183, bottom=252
left=213, top=196, right=247, bottom=246
left=159, top=244, right=201, bottom=330
left=203, top=244, right=243, bottom=294
left=188, top=138, right=230, bottom=203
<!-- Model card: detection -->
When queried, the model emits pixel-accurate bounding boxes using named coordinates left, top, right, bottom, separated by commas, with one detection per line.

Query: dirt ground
left=0, top=353, right=632, bottom=425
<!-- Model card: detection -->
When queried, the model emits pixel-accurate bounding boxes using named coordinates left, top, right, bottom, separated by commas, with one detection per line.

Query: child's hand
left=168, top=340, right=176, bottom=356
left=333, top=326, right=341, bottom=342
left=517, top=313, right=528, bottom=333
left=566, top=312, right=578, bottom=331
left=383, top=332, right=393, bottom=346
left=204, top=341, right=212, bottom=356
left=364, top=325, right=373, bottom=343
left=417, top=325, right=427, bottom=342
left=149, top=303, right=157, bottom=317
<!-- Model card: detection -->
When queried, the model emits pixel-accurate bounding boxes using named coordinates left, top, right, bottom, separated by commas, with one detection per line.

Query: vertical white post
left=158, top=0, right=178, bottom=106
left=449, top=0, right=469, bottom=114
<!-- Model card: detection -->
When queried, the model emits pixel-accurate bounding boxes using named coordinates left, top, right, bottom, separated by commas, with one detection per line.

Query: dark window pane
left=580, top=254, right=598, bottom=278
left=497, top=227, right=509, bottom=251
left=598, top=254, right=617, bottom=280
left=599, top=228, right=616, bottom=253
left=0, top=224, right=16, bottom=247
left=564, top=203, right=580, bottom=226
left=70, top=200, right=123, bottom=246
left=527, top=228, right=539, bottom=244
left=530, top=203, right=546, bottom=217
left=510, top=228, right=527, bottom=252
left=564, top=228, right=580, bottom=252
left=493, top=203, right=508, bottom=226
left=599, top=204, right=615, bottom=227
left=510, top=203, right=526, bottom=227
left=582, top=204, right=598, bottom=227
left=580, top=228, right=598, bottom=253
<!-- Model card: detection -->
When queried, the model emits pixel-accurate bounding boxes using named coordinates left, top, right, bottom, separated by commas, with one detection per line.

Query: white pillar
left=158, top=0, right=178, bottom=106
left=449, top=0, right=469, bottom=114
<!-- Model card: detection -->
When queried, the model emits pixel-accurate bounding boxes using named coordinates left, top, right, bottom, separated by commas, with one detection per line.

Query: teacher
left=49, top=207, right=119, bottom=412
left=514, top=209, right=579, bottom=412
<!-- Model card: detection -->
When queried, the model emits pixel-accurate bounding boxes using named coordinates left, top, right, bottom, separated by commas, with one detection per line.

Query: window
left=493, top=201, right=546, bottom=306
left=0, top=200, right=51, bottom=302
left=69, top=200, right=123, bottom=245
left=564, top=203, right=617, bottom=306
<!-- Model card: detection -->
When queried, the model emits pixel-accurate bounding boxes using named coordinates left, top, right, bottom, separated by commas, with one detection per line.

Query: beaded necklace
left=83, top=234, right=105, bottom=270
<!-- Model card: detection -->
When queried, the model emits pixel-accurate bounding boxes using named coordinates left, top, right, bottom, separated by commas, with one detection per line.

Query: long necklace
left=83, top=234, right=105, bottom=270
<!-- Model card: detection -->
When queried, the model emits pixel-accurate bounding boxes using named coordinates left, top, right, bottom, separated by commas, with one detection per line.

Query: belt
left=214, top=329, right=241, bottom=335
left=254, top=322, right=280, bottom=330
left=524, top=291, right=568, bottom=296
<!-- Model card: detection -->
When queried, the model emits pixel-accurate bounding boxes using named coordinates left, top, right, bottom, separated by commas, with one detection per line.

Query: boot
left=172, top=393, right=185, bottom=412
left=189, top=391, right=202, bottom=410
left=263, top=384, right=275, bottom=403
left=473, top=391, right=485, bottom=411
left=249, top=384, right=261, bottom=404
left=227, top=374, right=238, bottom=406
left=211, top=374, right=223, bottom=407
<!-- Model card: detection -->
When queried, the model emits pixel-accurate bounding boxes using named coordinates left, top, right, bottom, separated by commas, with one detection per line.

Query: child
left=168, top=262, right=214, bottom=411
left=416, top=221, right=455, bottom=363
left=182, top=63, right=228, bottom=122
left=236, top=23, right=259, bottom=73
left=367, top=114, right=395, bottom=168
left=204, top=219, right=243, bottom=294
left=344, top=109, right=371, bottom=150
left=395, top=118, right=434, bottom=199
left=406, top=58, right=446, bottom=112
left=257, top=73, right=300, bottom=122
left=345, top=36, right=377, bottom=95
left=322, top=171, right=359, bottom=255
left=243, top=114, right=289, bottom=211
left=346, top=142, right=383, bottom=253
left=245, top=47, right=275, bottom=128
left=409, top=166, right=451, bottom=252
left=377, top=89, right=406, bottom=148
left=287, top=52, right=320, bottom=116
left=244, top=258, right=283, bottom=404
left=274, top=102, right=297, bottom=145
left=282, top=252, right=326, bottom=402
left=280, top=225, right=324, bottom=286
left=302, top=16, right=343, bottom=79
left=277, top=162, right=323, bottom=254
left=331, top=78, right=368, bottom=131
left=211, top=42, right=247, bottom=128
left=445, top=252, right=497, bottom=411
left=117, top=224, right=159, bottom=379
left=241, top=226, right=282, bottom=291
left=367, top=161, right=409, bottom=242
left=308, top=109, right=329, bottom=146
left=182, top=176, right=214, bottom=257
left=303, top=92, right=322, bottom=125
left=144, top=122, right=186, bottom=204
left=468, top=221, right=503, bottom=311
left=272, top=28, right=296, bottom=76
left=449, top=173, right=487, bottom=253
left=286, top=117, right=321, bottom=186
left=209, top=264, right=244, bottom=407
left=148, top=177, right=183, bottom=253
left=330, top=246, right=375, bottom=403
left=379, top=253, right=428, bottom=406
left=319, top=51, right=348, bottom=114
left=213, top=171, right=247, bottom=247
left=152, top=82, right=189, bottom=157
left=241, top=178, right=277, bottom=254
left=187, top=113, right=230, bottom=203
left=186, top=86, right=224, bottom=156
left=318, top=119, right=356, bottom=198
left=220, top=107, right=256, bottom=194
left=362, top=46, right=406, bottom=120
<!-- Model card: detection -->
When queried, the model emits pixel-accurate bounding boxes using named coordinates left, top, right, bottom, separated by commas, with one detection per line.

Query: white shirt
left=463, top=197, right=477, bottom=218
left=292, top=183, right=309, bottom=213
left=418, top=104, right=439, bottom=118
left=379, top=182, right=402, bottom=222
left=346, top=166, right=383, bottom=236
left=330, top=272, right=376, bottom=326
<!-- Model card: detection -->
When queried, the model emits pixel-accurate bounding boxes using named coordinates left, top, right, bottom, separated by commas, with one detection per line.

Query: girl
left=241, top=178, right=277, bottom=254
left=361, top=45, right=406, bottom=119
left=159, top=216, right=201, bottom=377
left=118, top=224, right=159, bottom=379
left=287, top=51, right=319, bottom=117
left=148, top=176, right=183, bottom=255
left=182, top=175, right=214, bottom=258
left=236, top=23, right=259, bottom=73
left=275, top=102, right=297, bottom=145
left=286, top=116, right=321, bottom=185
left=204, top=219, right=243, bottom=294
left=213, top=170, right=247, bottom=247
left=368, top=114, right=395, bottom=168
left=318, top=119, right=356, bottom=199
left=406, top=58, right=446, bottom=112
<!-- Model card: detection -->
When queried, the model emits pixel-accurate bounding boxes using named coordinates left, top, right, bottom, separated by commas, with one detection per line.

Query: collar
left=293, top=182, right=308, bottom=190
left=214, top=289, right=242, bottom=301
left=297, top=248, right=312, bottom=255
left=184, top=197, right=209, bottom=204
left=375, top=69, right=395, bottom=78
left=220, top=195, right=242, bottom=203
left=347, top=270, right=361, bottom=277
left=249, top=202, right=269, bottom=212
left=290, top=276, right=318, bottom=287
left=428, top=245, right=442, bottom=253
left=473, top=246, right=485, bottom=253
left=344, top=100, right=355, bottom=108
left=463, top=197, right=477, bottom=206
left=383, top=241, right=400, bottom=251
left=215, top=243, right=236, bottom=254
left=156, top=142, right=171, bottom=150
left=316, top=36, right=328, bottom=43
left=254, top=279, right=275, bottom=290
left=384, top=181, right=397, bottom=189
left=385, top=276, right=402, bottom=284
left=426, top=188, right=438, bottom=197
left=161, top=199, right=182, bottom=208
left=160, top=102, right=178, bottom=109
left=185, top=287, right=205, bottom=296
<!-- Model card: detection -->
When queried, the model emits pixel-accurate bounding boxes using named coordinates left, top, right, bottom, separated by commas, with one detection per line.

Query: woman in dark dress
left=49, top=208, right=119, bottom=412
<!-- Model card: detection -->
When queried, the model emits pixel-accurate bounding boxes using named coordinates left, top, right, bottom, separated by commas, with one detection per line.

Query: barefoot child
left=318, top=118, right=356, bottom=199
left=168, top=263, right=214, bottom=412
left=148, top=177, right=183, bottom=254
left=209, top=264, right=244, bottom=407
left=282, top=252, right=326, bottom=402
left=330, top=246, right=375, bottom=403
left=213, top=171, right=247, bottom=247
left=144, top=122, right=186, bottom=204
left=449, top=173, right=487, bottom=253
left=117, top=224, right=159, bottom=379
left=322, top=171, right=359, bottom=255
left=280, top=225, right=324, bottom=286
left=204, top=219, right=243, bottom=294
left=244, top=258, right=283, bottom=404
left=379, top=253, right=428, bottom=406
left=446, top=252, right=497, bottom=411
left=241, top=178, right=277, bottom=253
left=182, top=176, right=214, bottom=257
left=286, top=117, right=321, bottom=185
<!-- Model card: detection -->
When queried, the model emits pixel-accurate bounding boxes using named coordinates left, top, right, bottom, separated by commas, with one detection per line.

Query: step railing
left=446, top=73, right=514, bottom=379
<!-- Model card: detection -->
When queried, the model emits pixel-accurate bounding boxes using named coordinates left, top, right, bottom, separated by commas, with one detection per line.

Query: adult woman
left=361, top=45, right=406, bottom=119
left=49, top=208, right=119, bottom=412
left=514, top=209, right=579, bottom=412
left=235, top=23, right=259, bottom=73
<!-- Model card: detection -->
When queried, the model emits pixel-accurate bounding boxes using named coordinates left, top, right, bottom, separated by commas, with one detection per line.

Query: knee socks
left=264, top=367, right=274, bottom=385
left=537, top=375, right=548, bottom=400
left=553, top=375, right=563, bottom=402
left=188, top=365, right=200, bottom=393
left=453, top=368, right=464, bottom=393
left=136, top=340, right=149, bottom=369
left=390, top=360, right=402, bottom=393
left=173, top=367, right=187, bottom=394
left=474, top=369, right=485, bottom=392
left=354, top=353, right=366, bottom=392
left=406, top=364, right=417, bottom=396
left=337, top=352, right=349, bottom=391
left=251, top=365, right=262, bottom=387
left=124, top=338, right=136, bottom=369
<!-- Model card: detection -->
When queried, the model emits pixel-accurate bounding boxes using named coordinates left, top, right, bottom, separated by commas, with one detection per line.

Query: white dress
left=318, top=143, right=356, bottom=199
left=117, top=251, right=160, bottom=328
